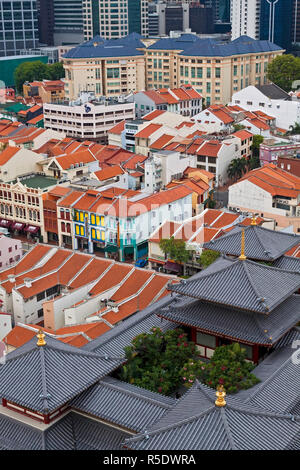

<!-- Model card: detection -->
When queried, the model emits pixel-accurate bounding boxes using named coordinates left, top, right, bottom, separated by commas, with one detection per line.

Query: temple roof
left=274, top=255, right=300, bottom=272
left=159, top=294, right=300, bottom=346
left=71, top=376, right=175, bottom=432
left=0, top=335, right=120, bottom=413
left=169, top=257, right=300, bottom=313
left=203, top=224, right=300, bottom=261
left=124, top=381, right=300, bottom=450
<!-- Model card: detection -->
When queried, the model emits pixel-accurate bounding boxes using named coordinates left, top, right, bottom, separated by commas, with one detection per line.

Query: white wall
left=231, top=86, right=300, bottom=130
left=0, top=313, right=11, bottom=341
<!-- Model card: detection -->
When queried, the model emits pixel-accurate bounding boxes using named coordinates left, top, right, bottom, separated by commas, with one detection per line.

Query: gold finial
left=250, top=214, right=257, bottom=226
left=36, top=329, right=46, bottom=347
left=215, top=385, right=226, bottom=407
left=239, top=229, right=246, bottom=261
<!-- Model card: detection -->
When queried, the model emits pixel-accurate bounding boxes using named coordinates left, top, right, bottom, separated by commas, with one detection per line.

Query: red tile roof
left=150, top=134, right=174, bottom=150
left=233, top=129, right=253, bottom=140
left=108, top=120, right=125, bottom=135
left=93, top=165, right=124, bottom=181
left=89, top=264, right=133, bottom=295
left=135, top=123, right=162, bottom=139
left=0, top=146, right=19, bottom=165
left=142, top=109, right=166, bottom=121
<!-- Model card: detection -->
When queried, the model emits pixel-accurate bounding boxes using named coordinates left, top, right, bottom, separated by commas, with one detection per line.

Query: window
left=196, top=332, right=216, bottom=358
left=8, top=247, right=12, bottom=253
left=38, top=308, right=44, bottom=318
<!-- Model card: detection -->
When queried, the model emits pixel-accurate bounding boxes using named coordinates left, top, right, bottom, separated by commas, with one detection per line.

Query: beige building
left=63, top=33, right=283, bottom=105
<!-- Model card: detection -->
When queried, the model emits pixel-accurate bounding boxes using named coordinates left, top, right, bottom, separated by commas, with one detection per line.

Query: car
left=135, top=258, right=148, bottom=268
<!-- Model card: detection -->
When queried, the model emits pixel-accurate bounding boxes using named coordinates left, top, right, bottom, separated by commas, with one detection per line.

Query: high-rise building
left=53, top=0, right=84, bottom=45
left=260, top=0, right=293, bottom=51
left=231, top=0, right=294, bottom=51
left=37, top=0, right=54, bottom=46
left=0, top=0, right=39, bottom=57
left=231, top=0, right=261, bottom=40
left=83, top=0, right=148, bottom=42
left=292, top=0, right=300, bottom=44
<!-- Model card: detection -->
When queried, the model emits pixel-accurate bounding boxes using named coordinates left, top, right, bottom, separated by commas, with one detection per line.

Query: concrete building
left=83, top=0, right=148, bottom=42
left=259, top=138, right=300, bottom=166
left=231, top=84, right=300, bottom=131
left=231, top=0, right=261, bottom=41
left=43, top=95, right=135, bottom=143
left=144, top=34, right=283, bottom=106
left=0, top=235, right=22, bottom=269
left=53, top=0, right=84, bottom=46
left=132, top=85, right=203, bottom=119
left=0, top=0, right=39, bottom=57
left=228, top=163, right=300, bottom=232
left=62, top=34, right=146, bottom=100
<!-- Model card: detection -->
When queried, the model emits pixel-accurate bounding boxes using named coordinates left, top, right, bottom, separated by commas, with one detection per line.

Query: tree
left=252, top=135, right=264, bottom=158
left=180, top=343, right=260, bottom=394
left=233, top=123, right=246, bottom=132
left=287, top=122, right=300, bottom=135
left=48, top=62, right=65, bottom=80
left=267, top=54, right=300, bottom=92
left=159, top=237, right=191, bottom=264
left=227, top=157, right=247, bottom=181
left=119, top=327, right=195, bottom=395
left=14, top=60, right=65, bottom=93
left=199, top=249, right=219, bottom=268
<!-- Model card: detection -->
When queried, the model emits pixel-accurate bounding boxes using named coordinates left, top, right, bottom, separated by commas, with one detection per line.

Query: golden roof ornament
left=37, top=329, right=46, bottom=347
left=215, top=385, right=226, bottom=407
left=239, top=229, right=247, bottom=261
left=250, top=214, right=257, bottom=226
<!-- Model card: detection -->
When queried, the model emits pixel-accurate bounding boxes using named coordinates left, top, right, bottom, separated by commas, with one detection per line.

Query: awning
left=164, top=261, right=182, bottom=273
left=11, top=222, right=25, bottom=230
left=24, top=225, right=39, bottom=234
left=104, top=244, right=118, bottom=253
left=0, top=219, right=11, bottom=228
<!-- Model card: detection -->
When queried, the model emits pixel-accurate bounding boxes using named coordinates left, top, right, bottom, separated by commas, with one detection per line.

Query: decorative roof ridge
left=242, top=261, right=268, bottom=311
left=220, top=407, right=237, bottom=450
left=252, top=225, right=273, bottom=259
left=99, top=378, right=175, bottom=409
left=39, top=346, right=51, bottom=411
left=227, top=400, right=300, bottom=422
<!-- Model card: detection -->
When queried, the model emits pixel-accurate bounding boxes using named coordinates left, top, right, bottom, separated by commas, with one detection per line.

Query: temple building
left=158, top=227, right=300, bottom=363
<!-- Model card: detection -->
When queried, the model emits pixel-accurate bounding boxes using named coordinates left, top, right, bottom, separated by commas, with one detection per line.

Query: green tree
left=267, top=54, right=300, bottom=92
left=199, top=249, right=220, bottom=268
left=14, top=60, right=65, bottom=93
left=159, top=237, right=191, bottom=264
left=180, top=343, right=260, bottom=394
left=287, top=122, right=300, bottom=135
left=119, top=327, right=195, bottom=395
left=48, top=62, right=65, bottom=80
left=233, top=123, right=246, bottom=132
left=227, top=157, right=247, bottom=181
left=252, top=134, right=264, bottom=158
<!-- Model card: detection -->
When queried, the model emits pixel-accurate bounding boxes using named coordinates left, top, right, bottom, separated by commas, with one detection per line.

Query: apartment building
left=144, top=34, right=283, bottom=106
left=83, top=0, right=148, bottom=42
left=57, top=185, right=193, bottom=261
left=63, top=33, right=283, bottom=105
left=43, top=96, right=135, bottom=143
left=231, top=0, right=261, bottom=41
left=63, top=34, right=146, bottom=100
left=228, top=163, right=300, bottom=232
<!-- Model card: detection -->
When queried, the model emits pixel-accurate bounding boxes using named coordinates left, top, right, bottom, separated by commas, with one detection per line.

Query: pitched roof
left=135, top=123, right=162, bottom=139
left=108, top=120, right=125, bottom=135
left=124, top=380, right=300, bottom=450
left=71, top=376, right=175, bottom=432
left=0, top=335, right=119, bottom=413
left=142, top=109, right=166, bottom=121
left=204, top=224, right=300, bottom=261
left=233, top=129, right=253, bottom=140
left=256, top=83, right=291, bottom=101
left=0, top=146, right=19, bottom=165
left=196, top=141, right=222, bottom=157
left=169, top=256, right=300, bottom=313
left=93, top=165, right=124, bottom=181
left=236, top=163, right=300, bottom=198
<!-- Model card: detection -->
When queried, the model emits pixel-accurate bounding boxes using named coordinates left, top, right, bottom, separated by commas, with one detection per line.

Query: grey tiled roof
left=273, top=255, right=300, bottom=272
left=203, top=225, right=300, bottom=261
left=0, top=335, right=120, bottom=413
left=159, top=294, right=300, bottom=346
left=124, top=381, right=300, bottom=450
left=83, top=295, right=176, bottom=356
left=169, top=257, right=300, bottom=313
left=71, top=376, right=176, bottom=432
left=0, top=411, right=129, bottom=450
